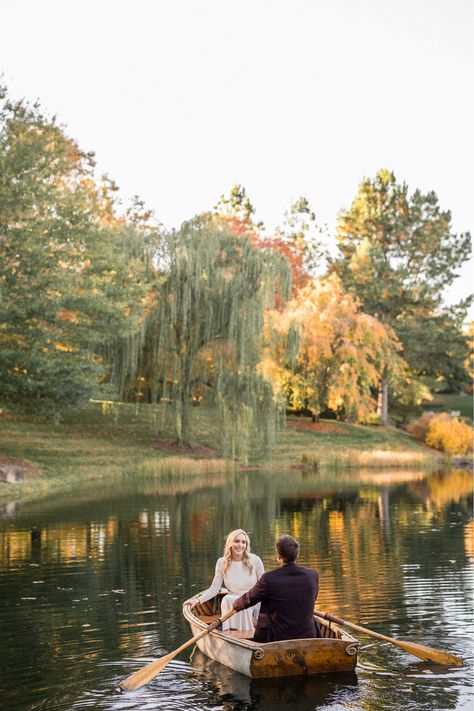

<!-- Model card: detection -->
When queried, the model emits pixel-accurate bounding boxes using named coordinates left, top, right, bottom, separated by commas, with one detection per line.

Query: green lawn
left=0, top=402, right=442, bottom=505
left=269, top=417, right=440, bottom=470
left=421, top=393, right=472, bottom=421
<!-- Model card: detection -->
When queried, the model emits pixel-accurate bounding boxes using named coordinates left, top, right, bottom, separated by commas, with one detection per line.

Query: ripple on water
left=1, top=471, right=473, bottom=711
left=31, top=661, right=223, bottom=711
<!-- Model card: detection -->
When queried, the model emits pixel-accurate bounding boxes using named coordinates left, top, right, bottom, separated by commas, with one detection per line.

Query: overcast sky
left=1, top=0, right=472, bottom=313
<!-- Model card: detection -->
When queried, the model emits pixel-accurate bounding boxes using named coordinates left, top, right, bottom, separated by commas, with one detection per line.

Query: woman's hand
left=184, top=597, right=199, bottom=608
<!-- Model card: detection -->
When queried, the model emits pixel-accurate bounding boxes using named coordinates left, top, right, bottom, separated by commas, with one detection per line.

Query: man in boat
left=232, top=534, right=321, bottom=643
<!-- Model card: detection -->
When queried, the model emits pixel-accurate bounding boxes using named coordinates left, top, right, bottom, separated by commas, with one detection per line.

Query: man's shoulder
left=299, top=565, right=319, bottom=580
left=266, top=564, right=318, bottom=579
left=257, top=566, right=278, bottom=582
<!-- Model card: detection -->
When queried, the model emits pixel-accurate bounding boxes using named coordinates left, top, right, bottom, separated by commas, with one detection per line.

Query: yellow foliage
left=329, top=510, right=344, bottom=535
left=269, top=274, right=403, bottom=420
left=424, top=469, right=473, bottom=507
left=55, top=343, right=78, bottom=352
left=425, top=413, right=473, bottom=455
left=258, top=353, right=285, bottom=393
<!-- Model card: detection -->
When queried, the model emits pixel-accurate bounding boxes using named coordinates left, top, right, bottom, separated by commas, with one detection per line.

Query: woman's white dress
left=197, top=553, right=264, bottom=631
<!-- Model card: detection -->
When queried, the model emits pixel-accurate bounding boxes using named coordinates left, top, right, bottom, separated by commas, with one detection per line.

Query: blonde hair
left=222, top=529, right=253, bottom=575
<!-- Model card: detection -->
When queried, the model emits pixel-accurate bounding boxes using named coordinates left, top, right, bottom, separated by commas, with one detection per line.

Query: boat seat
left=198, top=614, right=221, bottom=624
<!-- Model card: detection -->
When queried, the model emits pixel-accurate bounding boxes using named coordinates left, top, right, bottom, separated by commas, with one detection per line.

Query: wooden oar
left=120, top=607, right=236, bottom=692
left=314, top=609, right=463, bottom=667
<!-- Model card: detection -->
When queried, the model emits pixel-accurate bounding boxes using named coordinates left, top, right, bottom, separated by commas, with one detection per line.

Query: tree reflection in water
left=0, top=466, right=472, bottom=710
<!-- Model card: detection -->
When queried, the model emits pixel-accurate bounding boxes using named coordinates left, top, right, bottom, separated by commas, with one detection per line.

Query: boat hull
left=183, top=599, right=359, bottom=678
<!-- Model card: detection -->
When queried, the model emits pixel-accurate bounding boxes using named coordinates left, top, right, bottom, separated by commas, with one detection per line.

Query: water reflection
left=191, top=648, right=359, bottom=709
left=0, top=467, right=472, bottom=711
left=0, top=499, right=21, bottom=518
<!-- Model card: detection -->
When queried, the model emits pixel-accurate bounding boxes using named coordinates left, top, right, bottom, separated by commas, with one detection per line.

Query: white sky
left=1, top=0, right=473, bottom=314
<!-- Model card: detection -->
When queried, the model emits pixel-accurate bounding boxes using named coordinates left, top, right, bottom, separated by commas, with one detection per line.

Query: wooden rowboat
left=183, top=593, right=359, bottom=678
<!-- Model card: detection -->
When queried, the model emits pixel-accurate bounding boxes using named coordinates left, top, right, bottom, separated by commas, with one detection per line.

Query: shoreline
left=0, top=403, right=451, bottom=506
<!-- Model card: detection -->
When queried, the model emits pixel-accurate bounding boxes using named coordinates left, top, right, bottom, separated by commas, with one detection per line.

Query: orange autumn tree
left=214, top=186, right=323, bottom=295
left=258, top=197, right=325, bottom=295
left=263, top=275, right=404, bottom=422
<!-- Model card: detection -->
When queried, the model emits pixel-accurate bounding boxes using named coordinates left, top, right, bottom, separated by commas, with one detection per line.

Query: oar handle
left=183, top=605, right=236, bottom=630
left=174, top=606, right=236, bottom=654
left=314, top=609, right=390, bottom=643
left=192, top=606, right=235, bottom=636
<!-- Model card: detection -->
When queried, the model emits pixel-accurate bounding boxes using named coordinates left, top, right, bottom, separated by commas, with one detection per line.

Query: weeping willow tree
left=120, top=216, right=291, bottom=460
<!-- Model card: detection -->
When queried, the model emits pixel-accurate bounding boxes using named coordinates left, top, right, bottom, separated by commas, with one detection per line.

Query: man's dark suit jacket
left=233, top=562, right=321, bottom=643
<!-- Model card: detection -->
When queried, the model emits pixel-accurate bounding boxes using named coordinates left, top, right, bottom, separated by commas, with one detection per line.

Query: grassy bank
left=421, top=393, right=472, bottom=421
left=0, top=402, right=442, bottom=505
left=274, top=417, right=441, bottom=470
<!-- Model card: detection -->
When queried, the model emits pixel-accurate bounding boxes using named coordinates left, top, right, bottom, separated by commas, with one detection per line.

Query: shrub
left=358, top=413, right=384, bottom=426
left=406, top=412, right=435, bottom=441
left=425, top=413, right=473, bottom=455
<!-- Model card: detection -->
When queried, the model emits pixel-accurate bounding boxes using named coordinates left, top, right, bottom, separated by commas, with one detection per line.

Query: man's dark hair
left=276, top=535, right=300, bottom=563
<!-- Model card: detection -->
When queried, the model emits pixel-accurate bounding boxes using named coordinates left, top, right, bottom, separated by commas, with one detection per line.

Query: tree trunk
left=377, top=373, right=389, bottom=424
left=176, top=354, right=191, bottom=447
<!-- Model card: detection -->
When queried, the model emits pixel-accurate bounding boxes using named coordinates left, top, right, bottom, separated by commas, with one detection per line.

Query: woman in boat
left=184, top=529, right=264, bottom=631
left=233, top=534, right=321, bottom=642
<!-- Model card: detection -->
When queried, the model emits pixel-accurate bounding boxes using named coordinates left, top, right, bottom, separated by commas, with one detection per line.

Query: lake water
left=0, top=466, right=472, bottom=710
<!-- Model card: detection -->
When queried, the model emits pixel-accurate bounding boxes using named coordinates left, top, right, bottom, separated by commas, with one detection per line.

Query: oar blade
left=120, top=651, right=176, bottom=692
left=314, top=609, right=463, bottom=668
left=120, top=606, right=234, bottom=692
left=396, top=639, right=463, bottom=667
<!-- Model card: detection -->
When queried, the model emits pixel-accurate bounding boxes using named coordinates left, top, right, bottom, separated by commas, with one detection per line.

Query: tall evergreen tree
left=331, top=169, right=471, bottom=420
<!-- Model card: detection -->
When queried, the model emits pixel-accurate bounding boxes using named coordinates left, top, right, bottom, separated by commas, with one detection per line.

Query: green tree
left=214, top=183, right=262, bottom=231
left=331, top=169, right=471, bottom=421
left=123, top=217, right=291, bottom=460
left=0, top=88, right=152, bottom=416
left=277, top=196, right=325, bottom=278
left=396, top=305, right=471, bottom=393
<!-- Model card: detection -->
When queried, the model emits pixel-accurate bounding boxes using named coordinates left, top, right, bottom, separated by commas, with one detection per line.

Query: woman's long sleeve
left=197, top=559, right=224, bottom=605
left=255, top=556, right=264, bottom=580
left=233, top=573, right=269, bottom=611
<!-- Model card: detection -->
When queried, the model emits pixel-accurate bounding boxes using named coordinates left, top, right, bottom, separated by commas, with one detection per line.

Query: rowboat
left=183, top=592, right=359, bottom=678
